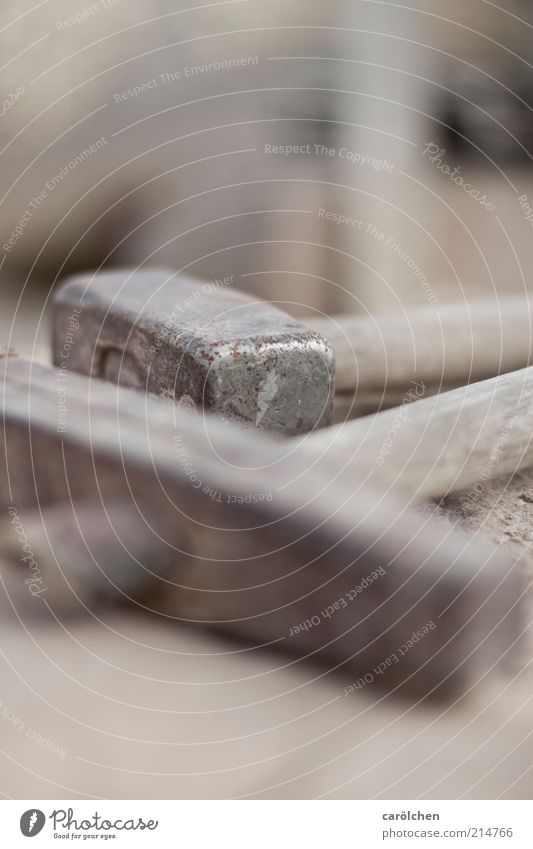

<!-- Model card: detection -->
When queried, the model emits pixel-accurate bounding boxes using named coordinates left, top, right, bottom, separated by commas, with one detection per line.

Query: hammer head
left=52, top=269, right=334, bottom=436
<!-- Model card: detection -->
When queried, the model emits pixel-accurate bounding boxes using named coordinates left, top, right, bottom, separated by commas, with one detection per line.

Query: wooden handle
left=0, top=499, right=182, bottom=617
left=309, top=296, right=533, bottom=393
left=305, top=365, right=533, bottom=502
left=0, top=354, right=519, bottom=694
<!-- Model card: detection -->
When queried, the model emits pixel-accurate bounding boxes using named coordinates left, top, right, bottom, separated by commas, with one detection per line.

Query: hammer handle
left=305, top=364, right=533, bottom=502
left=0, top=353, right=518, bottom=693
left=310, top=296, right=533, bottom=393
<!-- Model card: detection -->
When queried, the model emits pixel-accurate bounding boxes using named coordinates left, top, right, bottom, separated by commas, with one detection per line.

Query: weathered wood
left=0, top=499, right=182, bottom=618
left=332, top=381, right=461, bottom=422
left=306, top=365, right=533, bottom=503
left=0, top=354, right=519, bottom=695
left=311, top=295, right=533, bottom=394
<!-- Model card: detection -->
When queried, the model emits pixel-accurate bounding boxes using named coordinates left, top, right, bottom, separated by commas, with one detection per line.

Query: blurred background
left=1, top=0, right=533, bottom=799
left=3, top=0, right=533, bottom=354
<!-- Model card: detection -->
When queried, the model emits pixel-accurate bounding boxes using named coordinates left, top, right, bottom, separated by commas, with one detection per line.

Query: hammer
left=52, top=268, right=533, bottom=508
left=0, top=349, right=519, bottom=695
left=52, top=269, right=334, bottom=437
left=53, top=269, right=533, bottom=431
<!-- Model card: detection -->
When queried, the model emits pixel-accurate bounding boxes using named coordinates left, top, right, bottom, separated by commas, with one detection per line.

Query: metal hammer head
left=52, top=269, right=334, bottom=436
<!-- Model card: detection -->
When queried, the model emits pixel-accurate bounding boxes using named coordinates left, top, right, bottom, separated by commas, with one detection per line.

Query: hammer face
left=205, top=333, right=334, bottom=435
left=53, top=269, right=335, bottom=435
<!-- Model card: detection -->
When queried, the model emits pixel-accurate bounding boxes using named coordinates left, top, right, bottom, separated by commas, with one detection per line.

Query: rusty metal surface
left=53, top=269, right=335, bottom=436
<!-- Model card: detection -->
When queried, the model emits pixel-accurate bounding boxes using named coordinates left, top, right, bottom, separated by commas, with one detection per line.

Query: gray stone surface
left=53, top=269, right=334, bottom=436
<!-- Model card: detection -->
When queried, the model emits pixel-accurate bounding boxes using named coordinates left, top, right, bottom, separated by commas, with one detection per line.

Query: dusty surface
left=0, top=607, right=532, bottom=800
left=430, top=470, right=533, bottom=663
